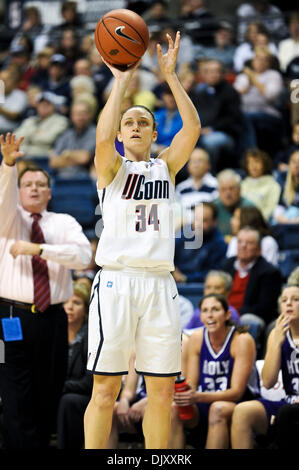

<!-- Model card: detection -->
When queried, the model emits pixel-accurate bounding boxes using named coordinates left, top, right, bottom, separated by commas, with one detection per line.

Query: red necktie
left=30, top=213, right=51, bottom=312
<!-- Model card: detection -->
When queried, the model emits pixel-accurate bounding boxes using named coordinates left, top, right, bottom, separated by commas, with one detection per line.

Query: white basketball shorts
left=87, top=268, right=181, bottom=376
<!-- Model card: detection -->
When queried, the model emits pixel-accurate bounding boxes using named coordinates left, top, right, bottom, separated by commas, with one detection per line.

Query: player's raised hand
left=0, top=133, right=24, bottom=166
left=157, top=31, right=180, bottom=78
left=101, top=56, right=141, bottom=81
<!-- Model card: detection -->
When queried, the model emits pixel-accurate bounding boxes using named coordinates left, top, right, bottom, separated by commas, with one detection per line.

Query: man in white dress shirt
left=0, top=133, right=92, bottom=449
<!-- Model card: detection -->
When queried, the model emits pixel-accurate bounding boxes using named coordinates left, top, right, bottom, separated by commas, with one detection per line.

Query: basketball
left=94, top=9, right=149, bottom=71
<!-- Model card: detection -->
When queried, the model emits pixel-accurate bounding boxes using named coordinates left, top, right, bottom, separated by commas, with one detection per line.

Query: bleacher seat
left=177, top=282, right=204, bottom=309
left=278, top=249, right=299, bottom=280
left=272, top=224, right=299, bottom=250
left=51, top=175, right=98, bottom=229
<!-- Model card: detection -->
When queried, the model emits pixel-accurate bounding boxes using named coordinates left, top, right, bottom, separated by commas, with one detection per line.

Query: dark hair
left=199, top=293, right=249, bottom=333
left=202, top=201, right=218, bottom=220
left=239, top=206, right=271, bottom=237
left=120, top=105, right=157, bottom=131
left=243, top=148, right=272, bottom=175
left=18, top=166, right=51, bottom=187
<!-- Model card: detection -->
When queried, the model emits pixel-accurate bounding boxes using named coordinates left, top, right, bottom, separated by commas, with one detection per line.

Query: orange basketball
left=94, top=9, right=149, bottom=70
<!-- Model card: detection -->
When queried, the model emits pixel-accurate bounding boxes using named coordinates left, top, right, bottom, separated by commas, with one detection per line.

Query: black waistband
left=0, top=297, right=63, bottom=314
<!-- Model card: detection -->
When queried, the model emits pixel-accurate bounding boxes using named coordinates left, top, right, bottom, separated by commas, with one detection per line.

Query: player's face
left=118, top=108, right=157, bottom=150
left=200, top=297, right=230, bottom=332
left=19, top=171, right=51, bottom=213
left=63, top=294, right=86, bottom=326
left=280, top=287, right=299, bottom=323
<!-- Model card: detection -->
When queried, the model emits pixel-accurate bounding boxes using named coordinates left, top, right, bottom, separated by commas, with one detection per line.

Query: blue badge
left=107, top=281, right=113, bottom=288
left=1, top=317, right=23, bottom=342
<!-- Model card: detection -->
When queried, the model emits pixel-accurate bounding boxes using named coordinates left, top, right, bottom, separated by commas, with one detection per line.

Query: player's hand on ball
left=0, top=133, right=24, bottom=166
left=101, top=56, right=141, bottom=80
left=157, top=31, right=180, bottom=78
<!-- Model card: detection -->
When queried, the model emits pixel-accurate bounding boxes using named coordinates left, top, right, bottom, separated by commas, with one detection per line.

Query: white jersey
left=95, top=157, right=176, bottom=272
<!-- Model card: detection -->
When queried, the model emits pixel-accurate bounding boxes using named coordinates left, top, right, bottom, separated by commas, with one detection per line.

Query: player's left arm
left=156, top=32, right=201, bottom=179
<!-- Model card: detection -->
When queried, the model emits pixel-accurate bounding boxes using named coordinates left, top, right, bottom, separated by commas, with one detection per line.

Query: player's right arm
left=95, top=61, right=139, bottom=189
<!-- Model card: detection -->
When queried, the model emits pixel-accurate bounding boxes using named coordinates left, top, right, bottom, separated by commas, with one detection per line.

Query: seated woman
left=240, top=148, right=281, bottom=220
left=227, top=205, right=279, bottom=265
left=273, top=150, right=299, bottom=224
left=56, top=280, right=92, bottom=449
left=169, top=294, right=259, bottom=449
left=231, top=284, right=299, bottom=449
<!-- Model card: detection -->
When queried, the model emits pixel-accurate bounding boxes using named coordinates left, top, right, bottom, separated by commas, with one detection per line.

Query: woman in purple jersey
left=231, top=284, right=299, bottom=448
left=169, top=294, right=257, bottom=449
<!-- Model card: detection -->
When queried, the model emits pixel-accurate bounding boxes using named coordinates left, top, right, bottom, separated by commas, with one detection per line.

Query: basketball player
left=231, top=284, right=299, bottom=449
left=84, top=31, right=201, bottom=449
left=170, top=294, right=258, bottom=449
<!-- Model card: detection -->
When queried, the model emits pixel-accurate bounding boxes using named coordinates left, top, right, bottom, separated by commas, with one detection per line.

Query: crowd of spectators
left=0, top=0, right=299, bottom=451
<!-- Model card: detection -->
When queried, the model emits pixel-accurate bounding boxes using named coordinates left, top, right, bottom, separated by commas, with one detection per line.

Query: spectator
left=190, top=59, right=243, bottom=173
left=23, top=84, right=42, bottom=119
left=233, top=21, right=278, bottom=73
left=12, top=6, right=50, bottom=55
left=31, top=46, right=55, bottom=90
left=236, top=1, right=288, bottom=44
left=169, top=294, right=258, bottom=449
left=227, top=206, right=279, bottom=266
left=175, top=148, right=218, bottom=219
left=278, top=12, right=299, bottom=72
left=144, top=1, right=171, bottom=30
left=56, top=281, right=93, bottom=449
left=185, top=270, right=240, bottom=330
left=231, top=284, right=299, bottom=449
left=79, top=34, right=93, bottom=57
left=56, top=27, right=82, bottom=77
left=43, top=54, right=71, bottom=107
left=0, top=67, right=28, bottom=134
left=0, top=134, right=92, bottom=449
left=197, top=21, right=237, bottom=72
left=240, top=148, right=281, bottom=220
left=273, top=150, right=299, bottom=224
left=8, top=43, right=36, bottom=91
left=173, top=202, right=227, bottom=283
left=178, top=0, right=217, bottom=47
left=89, top=46, right=112, bottom=110
left=274, top=121, right=299, bottom=172
left=234, top=46, right=285, bottom=156
left=152, top=83, right=183, bottom=155
left=14, top=91, right=68, bottom=158
left=222, top=226, right=282, bottom=340
left=73, top=58, right=92, bottom=77
left=52, top=1, right=84, bottom=45
left=214, top=169, right=254, bottom=239
left=49, top=100, right=96, bottom=178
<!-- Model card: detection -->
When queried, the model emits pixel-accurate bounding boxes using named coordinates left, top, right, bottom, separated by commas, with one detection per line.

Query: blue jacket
left=154, top=108, right=183, bottom=146
left=174, top=226, right=227, bottom=282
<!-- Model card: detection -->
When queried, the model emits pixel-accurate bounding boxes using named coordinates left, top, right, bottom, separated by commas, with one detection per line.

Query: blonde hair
left=73, top=280, right=91, bottom=308
left=283, top=151, right=299, bottom=205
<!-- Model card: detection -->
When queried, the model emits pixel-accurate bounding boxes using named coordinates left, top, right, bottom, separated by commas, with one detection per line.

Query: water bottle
left=174, top=375, right=194, bottom=421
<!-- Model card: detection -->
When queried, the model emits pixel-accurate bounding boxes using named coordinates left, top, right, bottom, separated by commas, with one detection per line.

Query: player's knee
left=148, top=386, right=174, bottom=408
left=93, top=385, right=118, bottom=410
left=208, top=401, right=229, bottom=425
left=231, top=402, right=253, bottom=429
